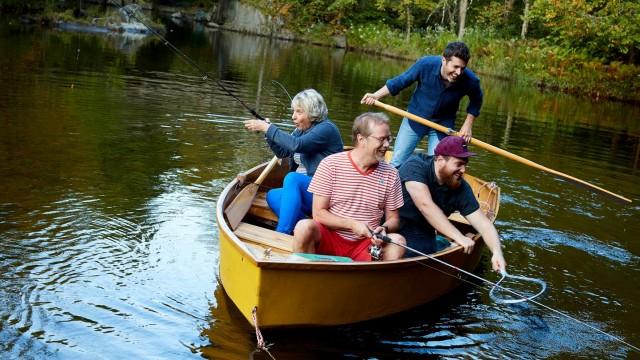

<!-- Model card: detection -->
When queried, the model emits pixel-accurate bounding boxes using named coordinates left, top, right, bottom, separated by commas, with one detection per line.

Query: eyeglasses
left=368, top=135, right=393, bottom=144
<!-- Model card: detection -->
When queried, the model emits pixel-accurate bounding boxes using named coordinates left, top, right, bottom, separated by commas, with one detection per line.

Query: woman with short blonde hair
left=243, top=88, right=343, bottom=234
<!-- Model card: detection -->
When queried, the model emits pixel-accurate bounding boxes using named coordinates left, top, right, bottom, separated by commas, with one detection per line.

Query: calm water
left=1, top=19, right=639, bottom=359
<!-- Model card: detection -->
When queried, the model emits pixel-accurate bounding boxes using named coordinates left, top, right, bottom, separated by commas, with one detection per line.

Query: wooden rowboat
left=216, top=156, right=500, bottom=327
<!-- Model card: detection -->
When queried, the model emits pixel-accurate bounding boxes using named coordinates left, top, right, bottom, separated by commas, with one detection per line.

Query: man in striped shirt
left=292, top=112, right=407, bottom=261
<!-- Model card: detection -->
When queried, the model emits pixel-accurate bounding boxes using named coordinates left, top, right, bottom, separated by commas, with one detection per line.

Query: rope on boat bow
left=476, top=181, right=498, bottom=222
left=252, top=306, right=276, bottom=359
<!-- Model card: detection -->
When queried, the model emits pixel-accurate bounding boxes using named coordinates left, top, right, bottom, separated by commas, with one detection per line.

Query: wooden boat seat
left=236, top=223, right=355, bottom=263
left=234, top=222, right=293, bottom=253
left=248, top=191, right=316, bottom=224
left=247, top=192, right=279, bottom=222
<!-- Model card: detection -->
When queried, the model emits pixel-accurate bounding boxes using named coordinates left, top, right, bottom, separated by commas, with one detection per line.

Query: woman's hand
left=244, top=118, right=271, bottom=133
left=235, top=174, right=246, bottom=187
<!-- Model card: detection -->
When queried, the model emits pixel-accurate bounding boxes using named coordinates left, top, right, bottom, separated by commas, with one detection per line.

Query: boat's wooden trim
left=217, top=177, right=260, bottom=267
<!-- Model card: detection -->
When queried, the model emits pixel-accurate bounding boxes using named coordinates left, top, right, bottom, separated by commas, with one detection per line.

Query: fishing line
left=271, top=80, right=293, bottom=102
left=372, top=232, right=639, bottom=353
left=268, top=80, right=294, bottom=113
left=108, top=1, right=265, bottom=120
left=263, top=80, right=292, bottom=117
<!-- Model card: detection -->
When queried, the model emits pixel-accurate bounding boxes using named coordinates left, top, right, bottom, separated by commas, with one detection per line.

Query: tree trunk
left=449, top=0, right=457, bottom=32
left=214, top=0, right=229, bottom=24
left=405, top=5, right=412, bottom=41
left=458, top=0, right=467, bottom=39
left=440, top=0, right=447, bottom=27
left=505, top=0, right=515, bottom=23
left=521, top=0, right=530, bottom=39
left=505, top=0, right=515, bottom=14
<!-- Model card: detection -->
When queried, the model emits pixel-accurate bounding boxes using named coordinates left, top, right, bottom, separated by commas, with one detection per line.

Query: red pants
left=315, top=222, right=372, bottom=261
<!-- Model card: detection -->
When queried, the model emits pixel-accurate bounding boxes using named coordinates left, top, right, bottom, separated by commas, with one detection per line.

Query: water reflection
left=1, top=19, right=639, bottom=359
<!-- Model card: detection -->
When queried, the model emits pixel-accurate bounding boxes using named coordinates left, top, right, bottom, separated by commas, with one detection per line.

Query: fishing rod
left=370, top=232, right=640, bottom=353
left=109, top=1, right=265, bottom=120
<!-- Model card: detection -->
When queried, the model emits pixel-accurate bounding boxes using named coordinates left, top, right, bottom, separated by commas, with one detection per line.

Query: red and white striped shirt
left=308, top=151, right=403, bottom=241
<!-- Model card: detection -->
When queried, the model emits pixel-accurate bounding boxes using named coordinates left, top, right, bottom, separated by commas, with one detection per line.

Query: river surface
left=1, top=18, right=639, bottom=359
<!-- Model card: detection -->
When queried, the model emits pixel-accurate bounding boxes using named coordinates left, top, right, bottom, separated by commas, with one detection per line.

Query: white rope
left=489, top=271, right=547, bottom=304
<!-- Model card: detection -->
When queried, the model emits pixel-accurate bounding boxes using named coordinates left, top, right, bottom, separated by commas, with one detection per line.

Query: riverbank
left=341, top=25, right=640, bottom=104
left=2, top=1, right=638, bottom=104
left=213, top=1, right=640, bottom=105
left=1, top=2, right=164, bottom=35
left=222, top=18, right=639, bottom=104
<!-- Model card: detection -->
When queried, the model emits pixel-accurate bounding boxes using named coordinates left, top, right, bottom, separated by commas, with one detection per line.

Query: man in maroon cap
left=397, top=135, right=506, bottom=273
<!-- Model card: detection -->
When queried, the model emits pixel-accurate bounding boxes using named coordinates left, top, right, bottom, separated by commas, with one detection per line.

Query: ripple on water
left=501, top=226, right=638, bottom=265
left=488, top=303, right=630, bottom=359
left=0, top=175, right=218, bottom=357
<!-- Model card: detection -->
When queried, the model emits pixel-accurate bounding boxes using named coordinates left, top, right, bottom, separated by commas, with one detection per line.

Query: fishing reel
left=369, top=244, right=383, bottom=261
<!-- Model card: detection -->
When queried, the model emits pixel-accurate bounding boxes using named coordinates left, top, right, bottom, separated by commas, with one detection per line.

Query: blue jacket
left=386, top=56, right=483, bottom=129
left=265, top=119, right=343, bottom=177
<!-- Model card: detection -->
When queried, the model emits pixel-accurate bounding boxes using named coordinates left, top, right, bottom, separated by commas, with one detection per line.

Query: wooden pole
left=373, top=100, right=632, bottom=204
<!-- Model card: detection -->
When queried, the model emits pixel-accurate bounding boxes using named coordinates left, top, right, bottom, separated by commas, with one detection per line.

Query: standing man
left=293, top=112, right=406, bottom=261
left=398, top=136, right=506, bottom=272
left=361, top=41, right=483, bottom=168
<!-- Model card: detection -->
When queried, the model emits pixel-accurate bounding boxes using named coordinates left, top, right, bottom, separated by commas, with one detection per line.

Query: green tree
left=529, top=0, right=640, bottom=64
left=468, top=0, right=528, bottom=38
left=375, top=0, right=436, bottom=40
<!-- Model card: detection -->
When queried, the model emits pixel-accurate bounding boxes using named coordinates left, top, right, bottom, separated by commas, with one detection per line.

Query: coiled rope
left=489, top=271, right=547, bottom=304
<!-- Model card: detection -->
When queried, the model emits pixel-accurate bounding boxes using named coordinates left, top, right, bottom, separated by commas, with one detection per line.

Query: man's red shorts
left=315, top=221, right=372, bottom=261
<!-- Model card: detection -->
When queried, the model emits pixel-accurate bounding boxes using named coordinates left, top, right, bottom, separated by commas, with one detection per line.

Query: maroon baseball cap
left=434, top=136, right=476, bottom=158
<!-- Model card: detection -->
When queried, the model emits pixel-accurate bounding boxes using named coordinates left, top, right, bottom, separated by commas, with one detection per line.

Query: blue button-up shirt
left=386, top=56, right=483, bottom=129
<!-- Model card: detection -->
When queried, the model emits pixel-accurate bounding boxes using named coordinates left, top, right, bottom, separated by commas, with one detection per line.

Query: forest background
left=1, top=0, right=639, bottom=103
